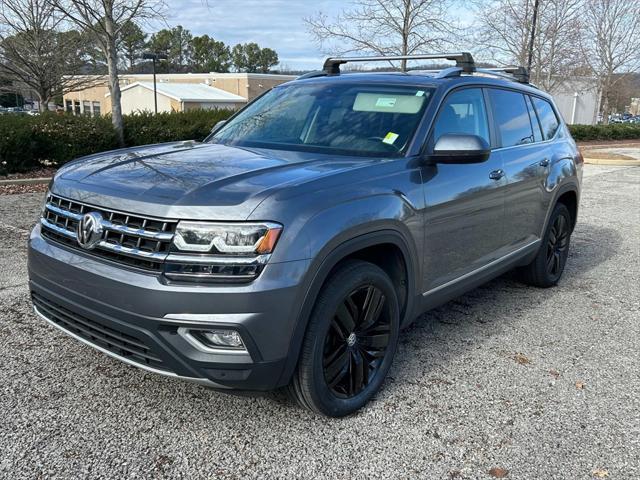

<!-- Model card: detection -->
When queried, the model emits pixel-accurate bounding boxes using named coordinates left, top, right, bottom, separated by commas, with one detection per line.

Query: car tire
left=518, top=202, right=572, bottom=288
left=289, top=260, right=400, bottom=417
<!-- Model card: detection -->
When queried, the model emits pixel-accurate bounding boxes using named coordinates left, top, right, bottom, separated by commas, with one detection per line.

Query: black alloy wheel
left=518, top=202, right=572, bottom=288
left=546, top=213, right=570, bottom=277
left=323, top=285, right=391, bottom=398
left=290, top=260, right=400, bottom=417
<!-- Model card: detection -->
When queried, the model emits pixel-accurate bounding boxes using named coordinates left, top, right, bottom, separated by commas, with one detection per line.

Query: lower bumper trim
left=33, top=305, right=228, bottom=389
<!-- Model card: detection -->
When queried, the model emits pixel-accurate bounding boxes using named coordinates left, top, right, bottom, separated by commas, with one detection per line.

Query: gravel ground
left=1, top=165, right=639, bottom=479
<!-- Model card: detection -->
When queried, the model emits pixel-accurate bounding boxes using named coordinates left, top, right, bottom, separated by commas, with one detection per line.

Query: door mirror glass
left=432, top=133, right=490, bottom=164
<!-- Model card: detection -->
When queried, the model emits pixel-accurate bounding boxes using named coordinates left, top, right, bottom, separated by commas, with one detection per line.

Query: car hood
left=52, top=141, right=379, bottom=220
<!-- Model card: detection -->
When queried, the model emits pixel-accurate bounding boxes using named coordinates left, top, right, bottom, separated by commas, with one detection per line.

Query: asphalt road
left=1, top=165, right=639, bottom=479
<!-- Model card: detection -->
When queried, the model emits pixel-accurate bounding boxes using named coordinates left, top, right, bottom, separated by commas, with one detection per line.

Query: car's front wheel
left=290, top=260, right=400, bottom=417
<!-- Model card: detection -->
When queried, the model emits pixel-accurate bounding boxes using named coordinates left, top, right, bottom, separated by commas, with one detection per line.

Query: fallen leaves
left=488, top=467, right=509, bottom=478
left=549, top=369, right=561, bottom=379
left=513, top=353, right=531, bottom=365
left=592, top=468, right=609, bottom=478
left=575, top=381, right=586, bottom=390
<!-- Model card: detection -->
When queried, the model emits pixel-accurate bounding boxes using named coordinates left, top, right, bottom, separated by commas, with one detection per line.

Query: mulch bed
left=0, top=183, right=49, bottom=196
left=0, top=167, right=57, bottom=180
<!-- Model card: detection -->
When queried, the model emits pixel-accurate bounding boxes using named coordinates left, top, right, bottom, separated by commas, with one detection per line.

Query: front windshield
left=209, top=82, right=434, bottom=156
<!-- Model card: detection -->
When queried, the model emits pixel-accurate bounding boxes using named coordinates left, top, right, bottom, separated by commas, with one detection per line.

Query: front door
left=421, top=87, right=507, bottom=293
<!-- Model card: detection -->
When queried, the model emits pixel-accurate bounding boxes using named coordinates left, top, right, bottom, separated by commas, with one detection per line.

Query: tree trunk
left=104, top=15, right=125, bottom=146
left=37, top=92, right=49, bottom=113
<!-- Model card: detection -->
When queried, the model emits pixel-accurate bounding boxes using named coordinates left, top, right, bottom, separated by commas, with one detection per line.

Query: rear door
left=421, top=87, right=507, bottom=292
left=488, top=88, right=549, bottom=249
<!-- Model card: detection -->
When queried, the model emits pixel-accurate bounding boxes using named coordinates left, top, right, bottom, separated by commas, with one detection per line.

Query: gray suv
left=28, top=53, right=582, bottom=417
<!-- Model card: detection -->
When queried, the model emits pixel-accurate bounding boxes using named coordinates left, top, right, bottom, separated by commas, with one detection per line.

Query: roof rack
left=476, top=67, right=530, bottom=84
left=322, top=52, right=476, bottom=75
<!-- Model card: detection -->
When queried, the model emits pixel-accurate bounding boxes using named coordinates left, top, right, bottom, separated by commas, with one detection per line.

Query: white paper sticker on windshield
left=375, top=97, right=397, bottom=108
left=416, top=90, right=425, bottom=97
left=383, top=132, right=399, bottom=145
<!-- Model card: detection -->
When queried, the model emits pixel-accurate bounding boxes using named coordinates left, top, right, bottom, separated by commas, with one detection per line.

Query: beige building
left=63, top=72, right=296, bottom=116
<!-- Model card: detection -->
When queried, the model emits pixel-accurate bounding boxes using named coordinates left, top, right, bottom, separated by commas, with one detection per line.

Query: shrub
left=0, top=108, right=235, bottom=175
left=123, top=109, right=233, bottom=146
left=568, top=123, right=640, bottom=142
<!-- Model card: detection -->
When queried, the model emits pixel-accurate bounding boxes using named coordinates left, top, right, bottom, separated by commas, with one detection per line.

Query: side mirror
left=431, top=134, right=490, bottom=164
left=210, top=120, right=227, bottom=134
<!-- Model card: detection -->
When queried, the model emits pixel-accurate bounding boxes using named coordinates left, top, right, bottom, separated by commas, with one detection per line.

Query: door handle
left=489, top=169, right=505, bottom=180
left=539, top=158, right=550, bottom=167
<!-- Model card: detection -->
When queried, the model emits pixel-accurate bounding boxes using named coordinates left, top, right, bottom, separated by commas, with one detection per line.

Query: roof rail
left=297, top=70, right=328, bottom=80
left=322, top=52, right=476, bottom=75
left=476, top=67, right=530, bottom=84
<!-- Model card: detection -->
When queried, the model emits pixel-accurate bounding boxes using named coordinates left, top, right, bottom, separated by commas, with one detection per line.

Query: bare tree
left=580, top=0, right=640, bottom=122
left=305, top=0, right=457, bottom=72
left=474, top=0, right=585, bottom=91
left=49, top=0, right=164, bottom=145
left=0, top=0, right=98, bottom=111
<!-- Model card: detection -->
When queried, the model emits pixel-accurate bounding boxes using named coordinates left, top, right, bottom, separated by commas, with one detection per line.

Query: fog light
left=200, top=329, right=244, bottom=348
left=178, top=327, right=248, bottom=354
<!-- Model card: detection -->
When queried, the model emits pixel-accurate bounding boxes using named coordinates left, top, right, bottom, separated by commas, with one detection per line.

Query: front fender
left=268, top=194, right=424, bottom=387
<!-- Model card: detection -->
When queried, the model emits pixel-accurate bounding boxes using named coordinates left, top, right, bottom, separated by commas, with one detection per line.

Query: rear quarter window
left=531, top=96, right=560, bottom=140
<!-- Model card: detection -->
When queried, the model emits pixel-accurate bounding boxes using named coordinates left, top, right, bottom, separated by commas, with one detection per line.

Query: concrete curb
left=0, top=177, right=51, bottom=186
left=583, top=158, right=640, bottom=166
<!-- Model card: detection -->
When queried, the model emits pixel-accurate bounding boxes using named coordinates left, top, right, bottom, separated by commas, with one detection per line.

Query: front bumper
left=28, top=224, right=310, bottom=391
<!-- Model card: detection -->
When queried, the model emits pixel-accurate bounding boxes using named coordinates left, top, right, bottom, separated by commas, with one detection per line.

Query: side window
left=526, top=96, right=544, bottom=142
left=432, top=88, right=490, bottom=145
left=488, top=89, right=534, bottom=148
left=531, top=96, right=560, bottom=140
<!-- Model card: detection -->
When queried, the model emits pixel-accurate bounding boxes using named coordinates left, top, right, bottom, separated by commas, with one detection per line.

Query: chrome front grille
left=40, top=192, right=177, bottom=271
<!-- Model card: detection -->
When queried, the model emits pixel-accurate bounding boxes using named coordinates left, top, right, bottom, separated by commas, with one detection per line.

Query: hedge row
left=0, top=109, right=234, bottom=175
left=568, top=123, right=640, bottom=142
left=2, top=110, right=639, bottom=174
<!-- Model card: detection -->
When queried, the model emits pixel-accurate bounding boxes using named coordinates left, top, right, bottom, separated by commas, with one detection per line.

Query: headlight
left=173, top=221, right=282, bottom=254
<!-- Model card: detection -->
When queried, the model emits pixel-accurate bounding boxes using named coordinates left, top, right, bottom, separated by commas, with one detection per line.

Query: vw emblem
left=76, top=212, right=103, bottom=250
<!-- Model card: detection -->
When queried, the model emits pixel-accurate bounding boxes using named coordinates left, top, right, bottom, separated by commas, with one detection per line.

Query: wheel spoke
left=335, top=302, right=356, bottom=335
left=552, top=251, right=560, bottom=274
left=323, top=342, right=346, bottom=367
left=351, top=351, right=366, bottom=393
left=325, top=349, right=350, bottom=386
left=359, top=333, right=390, bottom=349
left=359, top=287, right=385, bottom=331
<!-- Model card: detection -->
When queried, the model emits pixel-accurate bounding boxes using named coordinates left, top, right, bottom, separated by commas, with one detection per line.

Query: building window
left=73, top=100, right=81, bottom=115
left=65, top=100, right=72, bottom=113
left=83, top=101, right=91, bottom=116
left=92, top=102, right=101, bottom=116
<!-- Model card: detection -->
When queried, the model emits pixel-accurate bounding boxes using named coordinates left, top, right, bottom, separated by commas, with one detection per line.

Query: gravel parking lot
left=1, top=165, right=638, bottom=479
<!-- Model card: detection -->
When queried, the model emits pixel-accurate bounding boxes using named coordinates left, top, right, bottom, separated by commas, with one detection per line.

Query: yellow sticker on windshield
left=383, top=132, right=399, bottom=145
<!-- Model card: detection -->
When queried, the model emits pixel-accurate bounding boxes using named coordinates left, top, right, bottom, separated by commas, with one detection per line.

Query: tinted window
left=432, top=88, right=489, bottom=144
left=531, top=96, right=560, bottom=140
left=526, top=96, right=543, bottom=142
left=489, top=89, right=534, bottom=148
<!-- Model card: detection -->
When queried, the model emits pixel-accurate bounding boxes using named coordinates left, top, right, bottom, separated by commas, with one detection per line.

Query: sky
left=149, top=1, right=480, bottom=71
left=150, top=0, right=347, bottom=71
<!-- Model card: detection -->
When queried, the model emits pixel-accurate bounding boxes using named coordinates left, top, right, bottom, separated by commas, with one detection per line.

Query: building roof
left=113, top=82, right=247, bottom=103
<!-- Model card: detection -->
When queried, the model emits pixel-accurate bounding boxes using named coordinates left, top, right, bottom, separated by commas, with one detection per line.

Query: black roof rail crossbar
left=322, top=52, right=476, bottom=75
left=477, top=67, right=530, bottom=84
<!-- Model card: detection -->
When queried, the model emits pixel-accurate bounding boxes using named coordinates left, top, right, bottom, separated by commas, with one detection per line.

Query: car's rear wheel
left=518, top=202, right=572, bottom=287
left=290, top=260, right=399, bottom=417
